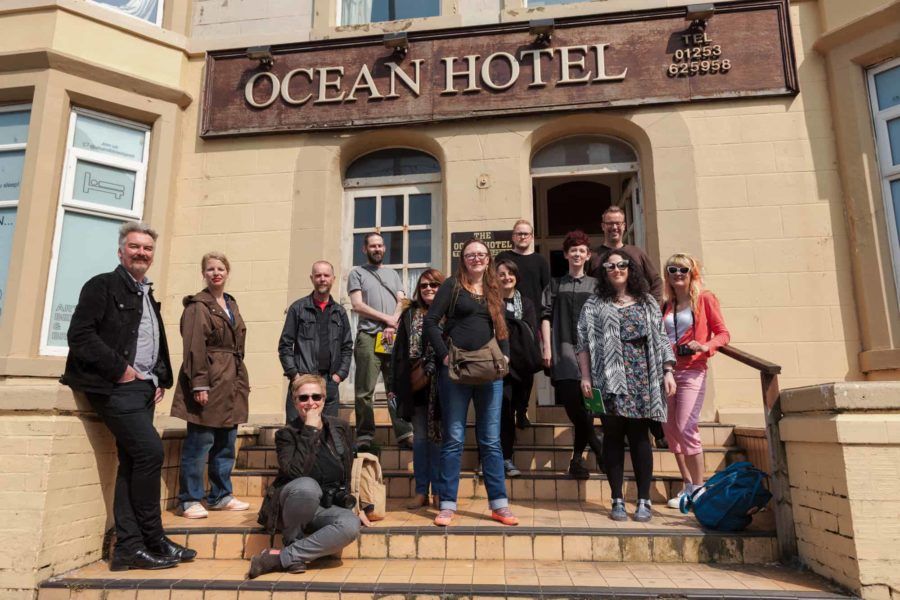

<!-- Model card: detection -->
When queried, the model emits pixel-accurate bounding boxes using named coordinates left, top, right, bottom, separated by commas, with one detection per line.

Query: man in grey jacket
left=278, top=261, right=353, bottom=421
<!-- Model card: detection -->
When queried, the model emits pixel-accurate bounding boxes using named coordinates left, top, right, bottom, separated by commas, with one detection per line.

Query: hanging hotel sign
left=200, top=0, right=796, bottom=137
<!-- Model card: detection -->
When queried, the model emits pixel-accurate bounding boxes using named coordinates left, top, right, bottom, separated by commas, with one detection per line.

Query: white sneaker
left=210, top=497, right=250, bottom=511
left=667, top=488, right=687, bottom=509
left=180, top=503, right=208, bottom=519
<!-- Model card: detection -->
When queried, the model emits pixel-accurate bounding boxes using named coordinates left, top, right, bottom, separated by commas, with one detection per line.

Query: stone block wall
left=780, top=382, right=900, bottom=600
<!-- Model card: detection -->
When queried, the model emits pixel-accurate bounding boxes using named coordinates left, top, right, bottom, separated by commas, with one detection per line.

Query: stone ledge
left=780, top=414, right=900, bottom=445
left=781, top=382, right=900, bottom=415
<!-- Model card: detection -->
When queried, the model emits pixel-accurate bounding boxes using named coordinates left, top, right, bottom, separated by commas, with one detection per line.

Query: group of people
left=61, top=208, right=729, bottom=575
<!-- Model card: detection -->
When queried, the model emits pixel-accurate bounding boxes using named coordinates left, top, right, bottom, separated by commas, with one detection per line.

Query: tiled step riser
left=166, top=529, right=778, bottom=564
left=238, top=446, right=742, bottom=475
left=232, top=473, right=689, bottom=503
left=257, top=423, right=736, bottom=448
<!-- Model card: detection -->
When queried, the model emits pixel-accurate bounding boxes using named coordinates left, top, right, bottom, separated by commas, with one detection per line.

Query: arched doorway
left=531, top=135, right=642, bottom=277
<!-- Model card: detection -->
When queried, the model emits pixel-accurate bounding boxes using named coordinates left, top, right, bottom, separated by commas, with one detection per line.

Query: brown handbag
left=410, top=358, right=430, bottom=393
left=447, top=337, right=509, bottom=385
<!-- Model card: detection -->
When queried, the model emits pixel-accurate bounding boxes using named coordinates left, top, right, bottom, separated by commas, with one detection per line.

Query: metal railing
left=719, top=345, right=798, bottom=563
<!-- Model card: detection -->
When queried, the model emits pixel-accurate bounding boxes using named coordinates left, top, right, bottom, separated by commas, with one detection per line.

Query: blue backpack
left=679, top=461, right=773, bottom=531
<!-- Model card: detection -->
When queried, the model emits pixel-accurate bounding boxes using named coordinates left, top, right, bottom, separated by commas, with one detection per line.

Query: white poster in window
left=46, top=212, right=121, bottom=348
left=90, top=0, right=160, bottom=24
left=0, top=208, right=16, bottom=318
left=74, top=114, right=145, bottom=162
left=0, top=151, right=25, bottom=202
left=73, top=160, right=136, bottom=211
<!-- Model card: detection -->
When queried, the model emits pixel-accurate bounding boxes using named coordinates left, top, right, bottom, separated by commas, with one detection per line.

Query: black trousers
left=87, top=380, right=164, bottom=554
left=601, top=414, right=653, bottom=501
left=500, top=375, right=532, bottom=460
left=555, top=380, right=603, bottom=461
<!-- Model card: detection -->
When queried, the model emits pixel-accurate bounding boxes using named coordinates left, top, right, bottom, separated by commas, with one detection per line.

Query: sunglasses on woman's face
left=296, top=393, right=324, bottom=402
left=666, top=266, right=691, bottom=275
left=419, top=281, right=440, bottom=289
left=603, top=260, right=630, bottom=271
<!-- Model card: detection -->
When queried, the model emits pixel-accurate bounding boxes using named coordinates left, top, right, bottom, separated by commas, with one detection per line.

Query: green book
left=584, top=387, right=606, bottom=415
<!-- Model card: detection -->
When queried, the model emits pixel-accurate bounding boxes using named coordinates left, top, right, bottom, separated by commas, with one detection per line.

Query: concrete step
left=229, top=469, right=719, bottom=504
left=257, top=421, right=736, bottom=447
left=40, top=558, right=852, bottom=599
left=237, top=443, right=745, bottom=476
left=159, top=498, right=778, bottom=564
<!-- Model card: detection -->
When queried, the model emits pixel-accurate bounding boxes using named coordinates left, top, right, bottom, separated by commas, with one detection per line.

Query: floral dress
left=604, top=303, right=653, bottom=418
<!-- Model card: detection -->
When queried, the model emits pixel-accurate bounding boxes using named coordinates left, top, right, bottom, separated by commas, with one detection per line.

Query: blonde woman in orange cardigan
left=661, top=253, right=730, bottom=509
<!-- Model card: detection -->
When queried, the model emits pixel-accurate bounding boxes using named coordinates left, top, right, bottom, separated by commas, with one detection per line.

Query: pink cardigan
left=663, top=290, right=730, bottom=371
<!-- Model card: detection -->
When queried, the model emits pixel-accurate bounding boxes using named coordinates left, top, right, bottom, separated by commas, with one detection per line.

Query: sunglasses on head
left=602, top=260, right=630, bottom=271
left=419, top=281, right=440, bottom=289
left=296, top=393, right=324, bottom=402
left=666, top=266, right=691, bottom=275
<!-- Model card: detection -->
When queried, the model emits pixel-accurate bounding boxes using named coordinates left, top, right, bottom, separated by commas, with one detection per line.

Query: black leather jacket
left=61, top=265, right=172, bottom=394
left=277, top=294, right=353, bottom=380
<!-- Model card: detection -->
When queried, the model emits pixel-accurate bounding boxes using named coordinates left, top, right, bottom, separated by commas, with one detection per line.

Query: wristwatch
left=663, top=366, right=675, bottom=374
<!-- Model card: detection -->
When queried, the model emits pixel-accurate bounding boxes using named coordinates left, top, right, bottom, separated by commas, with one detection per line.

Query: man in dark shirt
left=587, top=206, right=663, bottom=303
left=496, top=219, right=549, bottom=428
left=278, top=261, right=353, bottom=421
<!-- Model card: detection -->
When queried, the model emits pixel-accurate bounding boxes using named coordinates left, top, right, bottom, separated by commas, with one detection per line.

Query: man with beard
left=347, top=233, right=414, bottom=451
left=279, top=260, right=353, bottom=421
left=62, top=221, right=195, bottom=571
left=587, top=206, right=662, bottom=303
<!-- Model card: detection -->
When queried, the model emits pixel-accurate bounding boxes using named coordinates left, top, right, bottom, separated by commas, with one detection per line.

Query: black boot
left=147, top=536, right=197, bottom=562
left=109, top=548, right=178, bottom=572
left=248, top=549, right=293, bottom=579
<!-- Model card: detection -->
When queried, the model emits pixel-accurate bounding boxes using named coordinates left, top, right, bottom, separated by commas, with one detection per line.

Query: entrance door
left=530, top=135, right=643, bottom=405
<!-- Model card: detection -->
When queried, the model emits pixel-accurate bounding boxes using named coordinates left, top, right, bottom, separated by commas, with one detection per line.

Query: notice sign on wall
left=201, top=0, right=797, bottom=137
left=450, top=230, right=514, bottom=260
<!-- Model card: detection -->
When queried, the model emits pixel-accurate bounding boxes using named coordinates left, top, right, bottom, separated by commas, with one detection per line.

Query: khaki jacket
left=171, top=290, right=249, bottom=427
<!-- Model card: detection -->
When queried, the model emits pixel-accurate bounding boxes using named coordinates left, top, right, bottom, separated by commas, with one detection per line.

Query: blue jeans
left=411, top=403, right=442, bottom=497
left=438, top=366, right=507, bottom=511
left=178, top=423, right=237, bottom=508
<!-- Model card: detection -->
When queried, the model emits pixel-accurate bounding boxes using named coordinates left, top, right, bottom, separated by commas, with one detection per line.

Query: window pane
left=875, top=64, right=900, bottom=111
left=408, top=230, right=431, bottom=263
left=0, top=151, right=25, bottom=201
left=353, top=233, right=367, bottom=266
left=381, top=195, right=403, bottom=227
left=0, top=110, right=30, bottom=146
left=90, top=0, right=160, bottom=24
left=342, top=0, right=439, bottom=25
left=74, top=114, right=146, bottom=162
left=354, top=196, right=376, bottom=228
left=888, top=118, right=900, bottom=166
left=345, top=148, right=439, bottom=179
left=892, top=179, right=900, bottom=243
left=380, top=231, right=403, bottom=264
left=409, top=193, right=431, bottom=225
left=532, top=135, right=636, bottom=171
left=0, top=208, right=16, bottom=319
left=73, top=160, right=136, bottom=210
left=45, top=212, right=121, bottom=348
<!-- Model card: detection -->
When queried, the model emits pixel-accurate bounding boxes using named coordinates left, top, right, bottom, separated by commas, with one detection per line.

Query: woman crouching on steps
left=424, top=239, right=518, bottom=527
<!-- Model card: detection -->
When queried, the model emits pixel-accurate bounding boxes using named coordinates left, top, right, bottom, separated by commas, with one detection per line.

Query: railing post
left=761, top=372, right=798, bottom=563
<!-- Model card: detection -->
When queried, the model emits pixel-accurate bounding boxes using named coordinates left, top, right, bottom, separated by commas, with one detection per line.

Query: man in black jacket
left=278, top=260, right=353, bottom=421
left=250, top=374, right=366, bottom=578
left=61, top=221, right=195, bottom=571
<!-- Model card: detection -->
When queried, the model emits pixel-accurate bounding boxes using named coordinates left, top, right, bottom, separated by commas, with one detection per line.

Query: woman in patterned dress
left=576, top=249, right=676, bottom=522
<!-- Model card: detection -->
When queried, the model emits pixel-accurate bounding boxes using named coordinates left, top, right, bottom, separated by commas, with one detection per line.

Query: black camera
left=320, top=485, right=356, bottom=510
left=676, top=344, right=696, bottom=356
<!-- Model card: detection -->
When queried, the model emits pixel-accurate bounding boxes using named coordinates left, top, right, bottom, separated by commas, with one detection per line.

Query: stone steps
left=237, top=442, right=744, bottom=475
left=158, top=498, right=779, bottom=564
left=39, top=558, right=852, bottom=599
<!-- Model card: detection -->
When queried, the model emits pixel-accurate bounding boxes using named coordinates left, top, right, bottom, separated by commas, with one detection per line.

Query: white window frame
left=336, top=0, right=440, bottom=27
left=0, top=103, right=30, bottom=212
left=342, top=183, right=443, bottom=297
left=88, top=0, right=165, bottom=27
left=867, top=57, right=900, bottom=306
left=39, top=108, right=151, bottom=356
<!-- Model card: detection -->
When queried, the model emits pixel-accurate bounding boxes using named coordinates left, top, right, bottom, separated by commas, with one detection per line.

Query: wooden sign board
left=201, top=0, right=796, bottom=137
left=450, top=231, right=514, bottom=260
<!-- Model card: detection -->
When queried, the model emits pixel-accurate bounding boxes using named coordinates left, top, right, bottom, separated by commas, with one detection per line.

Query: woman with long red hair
left=423, top=239, right=517, bottom=527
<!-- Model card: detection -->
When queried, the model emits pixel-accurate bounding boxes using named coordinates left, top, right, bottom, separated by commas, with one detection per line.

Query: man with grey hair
left=278, top=260, right=353, bottom=421
left=62, top=221, right=195, bottom=571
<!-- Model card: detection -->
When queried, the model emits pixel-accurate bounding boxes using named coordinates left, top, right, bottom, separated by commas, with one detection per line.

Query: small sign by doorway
left=450, top=230, right=513, bottom=260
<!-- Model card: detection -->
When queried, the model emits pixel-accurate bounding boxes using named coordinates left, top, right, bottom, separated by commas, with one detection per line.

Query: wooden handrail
left=719, top=344, right=797, bottom=564
left=719, top=345, right=782, bottom=375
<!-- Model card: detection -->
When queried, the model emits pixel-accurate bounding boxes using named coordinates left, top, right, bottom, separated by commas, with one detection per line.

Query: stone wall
left=780, top=382, right=900, bottom=600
